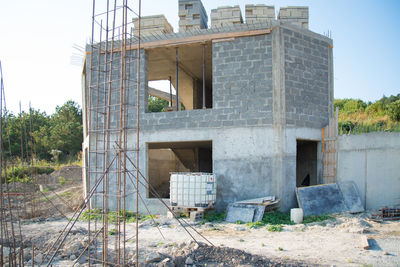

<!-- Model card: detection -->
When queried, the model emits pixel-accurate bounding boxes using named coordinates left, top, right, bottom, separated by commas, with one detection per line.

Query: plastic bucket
left=290, top=208, right=304, bottom=224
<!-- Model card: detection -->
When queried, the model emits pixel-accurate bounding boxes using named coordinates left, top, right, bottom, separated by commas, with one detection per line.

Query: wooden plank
left=361, top=235, right=370, bottom=250
left=126, top=28, right=272, bottom=50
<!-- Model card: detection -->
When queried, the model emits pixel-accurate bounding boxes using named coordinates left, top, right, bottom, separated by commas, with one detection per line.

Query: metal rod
left=175, top=47, right=179, bottom=111
left=136, top=0, right=142, bottom=265
left=45, top=156, right=117, bottom=267
left=202, top=44, right=206, bottom=109
left=169, top=76, right=172, bottom=107
left=0, top=60, right=4, bottom=267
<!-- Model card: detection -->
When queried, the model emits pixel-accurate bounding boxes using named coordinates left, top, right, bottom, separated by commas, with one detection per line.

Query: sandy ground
left=15, top=212, right=400, bottom=267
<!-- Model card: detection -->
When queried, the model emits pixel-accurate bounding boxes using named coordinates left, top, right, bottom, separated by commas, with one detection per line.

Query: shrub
left=342, top=99, right=367, bottom=113
left=387, top=100, right=400, bottom=121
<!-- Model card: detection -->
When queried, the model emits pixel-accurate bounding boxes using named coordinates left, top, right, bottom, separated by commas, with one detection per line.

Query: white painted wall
left=337, top=132, right=400, bottom=210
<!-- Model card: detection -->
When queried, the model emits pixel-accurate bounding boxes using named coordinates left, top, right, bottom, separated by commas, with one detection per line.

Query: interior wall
left=148, top=141, right=213, bottom=198
left=148, top=149, right=189, bottom=198
left=146, top=42, right=212, bottom=111
left=296, top=140, right=318, bottom=187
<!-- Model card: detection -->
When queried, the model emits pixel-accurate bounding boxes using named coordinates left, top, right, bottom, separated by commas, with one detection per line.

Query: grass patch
left=2, top=165, right=54, bottom=183
left=238, top=211, right=334, bottom=230
left=59, top=191, right=73, bottom=198
left=108, top=228, right=117, bottom=235
left=302, top=214, right=333, bottom=224
left=267, top=224, right=283, bottom=232
left=246, top=221, right=265, bottom=229
left=203, top=211, right=225, bottom=222
left=81, top=209, right=156, bottom=224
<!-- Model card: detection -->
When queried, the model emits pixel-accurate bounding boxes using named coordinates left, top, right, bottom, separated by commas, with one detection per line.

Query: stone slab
left=296, top=182, right=364, bottom=216
left=338, top=181, right=364, bottom=213
left=225, top=204, right=255, bottom=223
left=296, top=183, right=347, bottom=216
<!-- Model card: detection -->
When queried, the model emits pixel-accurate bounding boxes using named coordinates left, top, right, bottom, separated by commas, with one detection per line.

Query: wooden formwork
left=322, top=107, right=339, bottom=184
left=167, top=205, right=216, bottom=221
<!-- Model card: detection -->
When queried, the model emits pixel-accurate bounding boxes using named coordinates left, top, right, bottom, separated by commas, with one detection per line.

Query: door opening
left=296, top=140, right=318, bottom=187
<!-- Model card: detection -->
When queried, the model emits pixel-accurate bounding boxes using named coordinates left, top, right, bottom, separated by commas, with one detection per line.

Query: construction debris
left=296, top=181, right=364, bottom=216
left=225, top=196, right=279, bottom=223
left=372, top=208, right=400, bottom=221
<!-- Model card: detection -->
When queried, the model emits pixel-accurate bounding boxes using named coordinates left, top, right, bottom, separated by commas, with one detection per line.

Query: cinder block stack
left=132, top=15, right=173, bottom=37
left=210, top=5, right=243, bottom=28
left=178, top=0, right=208, bottom=31
left=278, top=6, right=309, bottom=29
left=245, top=4, right=275, bottom=24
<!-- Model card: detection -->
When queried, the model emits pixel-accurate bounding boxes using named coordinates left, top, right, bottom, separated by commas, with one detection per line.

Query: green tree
left=47, top=100, right=83, bottom=160
left=342, top=99, right=367, bottom=113
left=387, top=100, right=400, bottom=121
left=334, top=99, right=351, bottom=111
left=148, top=96, right=169, bottom=112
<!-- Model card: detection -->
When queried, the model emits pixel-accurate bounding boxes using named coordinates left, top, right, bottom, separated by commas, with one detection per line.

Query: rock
left=35, top=253, right=43, bottom=263
left=70, top=254, right=77, bottom=261
left=161, top=258, right=175, bottom=267
left=185, top=256, right=193, bottom=265
left=235, top=227, right=246, bottom=231
left=178, top=242, right=186, bottom=248
left=146, top=252, right=162, bottom=263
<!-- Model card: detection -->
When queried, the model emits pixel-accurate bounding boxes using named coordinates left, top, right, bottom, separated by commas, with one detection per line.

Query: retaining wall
left=337, top=132, right=400, bottom=210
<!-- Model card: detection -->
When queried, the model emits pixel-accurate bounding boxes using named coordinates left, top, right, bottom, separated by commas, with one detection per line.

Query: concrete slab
left=296, top=183, right=347, bottom=216
left=225, top=204, right=255, bottom=223
left=339, top=181, right=364, bottom=213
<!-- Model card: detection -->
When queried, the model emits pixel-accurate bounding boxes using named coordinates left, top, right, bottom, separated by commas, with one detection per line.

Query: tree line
left=1, top=100, right=83, bottom=163
left=335, top=94, right=400, bottom=133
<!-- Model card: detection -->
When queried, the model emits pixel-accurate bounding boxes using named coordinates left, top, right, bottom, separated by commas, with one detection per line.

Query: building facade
left=82, top=1, right=334, bottom=213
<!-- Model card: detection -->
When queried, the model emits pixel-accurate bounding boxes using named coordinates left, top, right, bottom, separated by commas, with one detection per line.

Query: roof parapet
left=132, top=15, right=174, bottom=37
left=178, top=0, right=208, bottom=32
left=278, top=6, right=309, bottom=29
left=210, top=5, right=243, bottom=28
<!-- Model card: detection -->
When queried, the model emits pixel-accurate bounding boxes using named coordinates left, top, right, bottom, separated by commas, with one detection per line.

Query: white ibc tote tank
left=170, top=172, right=217, bottom=207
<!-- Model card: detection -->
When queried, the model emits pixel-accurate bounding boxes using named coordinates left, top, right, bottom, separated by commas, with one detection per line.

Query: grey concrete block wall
left=278, top=7, right=309, bottom=29
left=211, top=5, right=243, bottom=28
left=140, top=34, right=273, bottom=132
left=245, top=4, right=275, bottom=24
left=83, top=23, right=333, bottom=213
left=133, top=15, right=174, bottom=37
left=179, top=0, right=208, bottom=31
left=282, top=27, right=332, bottom=128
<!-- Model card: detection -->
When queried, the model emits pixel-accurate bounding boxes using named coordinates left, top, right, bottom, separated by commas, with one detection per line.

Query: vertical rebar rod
left=102, top=1, right=111, bottom=265
left=202, top=44, right=206, bottom=109
left=116, top=0, right=127, bottom=263
left=136, top=0, right=142, bottom=265
left=0, top=60, right=4, bottom=267
left=122, top=0, right=129, bottom=265
left=93, top=16, right=104, bottom=266
left=169, top=76, right=172, bottom=107
left=175, top=48, right=179, bottom=111
left=87, top=1, right=96, bottom=265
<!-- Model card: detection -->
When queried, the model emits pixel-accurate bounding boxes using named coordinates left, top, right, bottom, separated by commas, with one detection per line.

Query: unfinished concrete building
left=82, top=0, right=334, bottom=212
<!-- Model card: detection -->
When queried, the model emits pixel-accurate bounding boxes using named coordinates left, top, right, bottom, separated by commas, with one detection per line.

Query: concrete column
left=272, top=26, right=295, bottom=211
left=328, top=44, right=334, bottom=118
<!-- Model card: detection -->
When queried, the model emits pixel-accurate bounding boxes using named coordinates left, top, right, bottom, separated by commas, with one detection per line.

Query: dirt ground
left=9, top=208, right=399, bottom=267
left=1, top=167, right=399, bottom=266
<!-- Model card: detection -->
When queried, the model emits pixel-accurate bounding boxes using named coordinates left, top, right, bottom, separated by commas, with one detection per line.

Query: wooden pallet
left=167, top=205, right=215, bottom=222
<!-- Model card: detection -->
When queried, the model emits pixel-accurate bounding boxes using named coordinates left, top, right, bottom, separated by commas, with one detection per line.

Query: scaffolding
left=0, top=1, right=214, bottom=266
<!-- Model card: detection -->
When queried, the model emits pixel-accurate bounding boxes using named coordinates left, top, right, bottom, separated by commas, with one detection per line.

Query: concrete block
left=225, top=204, right=255, bottom=223
left=132, top=15, right=173, bottom=37
left=179, top=0, right=208, bottom=32
left=211, top=5, right=243, bottom=28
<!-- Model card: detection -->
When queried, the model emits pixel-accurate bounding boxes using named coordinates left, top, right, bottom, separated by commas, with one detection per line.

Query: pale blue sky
left=0, top=0, right=399, bottom=114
